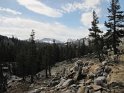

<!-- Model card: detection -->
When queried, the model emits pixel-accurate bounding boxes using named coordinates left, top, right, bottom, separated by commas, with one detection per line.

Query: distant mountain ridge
left=66, top=38, right=90, bottom=46
left=37, top=38, right=63, bottom=44
left=0, top=34, right=91, bottom=46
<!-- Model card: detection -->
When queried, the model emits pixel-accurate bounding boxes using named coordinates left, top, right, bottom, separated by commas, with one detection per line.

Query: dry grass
left=89, top=64, right=100, bottom=73
left=108, top=64, right=124, bottom=84
left=119, top=54, right=124, bottom=62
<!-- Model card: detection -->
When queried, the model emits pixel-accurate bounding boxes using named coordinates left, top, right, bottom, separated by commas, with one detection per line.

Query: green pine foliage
left=104, top=0, right=124, bottom=54
left=89, top=11, right=103, bottom=62
left=0, top=33, right=90, bottom=81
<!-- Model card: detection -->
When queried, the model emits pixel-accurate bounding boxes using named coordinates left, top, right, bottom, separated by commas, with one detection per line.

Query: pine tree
left=16, top=47, right=27, bottom=81
left=52, top=40, right=60, bottom=62
left=77, top=40, right=81, bottom=58
left=0, top=64, right=4, bottom=93
left=105, top=0, right=124, bottom=54
left=80, top=38, right=87, bottom=56
left=42, top=45, right=51, bottom=78
left=89, top=11, right=103, bottom=61
left=29, top=30, right=37, bottom=83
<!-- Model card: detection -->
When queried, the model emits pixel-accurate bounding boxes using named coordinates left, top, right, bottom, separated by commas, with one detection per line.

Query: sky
left=0, top=0, right=124, bottom=41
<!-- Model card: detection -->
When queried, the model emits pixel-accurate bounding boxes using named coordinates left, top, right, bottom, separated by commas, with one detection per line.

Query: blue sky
left=0, top=0, right=124, bottom=41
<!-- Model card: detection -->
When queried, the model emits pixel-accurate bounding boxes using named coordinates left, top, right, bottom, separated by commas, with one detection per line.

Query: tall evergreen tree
left=80, top=38, right=87, bottom=56
left=0, top=64, right=4, bottom=93
left=105, top=0, right=124, bottom=54
left=52, top=40, right=60, bottom=62
left=29, top=30, right=37, bottom=83
left=77, top=40, right=81, bottom=58
left=16, top=47, right=27, bottom=81
left=89, top=11, right=103, bottom=61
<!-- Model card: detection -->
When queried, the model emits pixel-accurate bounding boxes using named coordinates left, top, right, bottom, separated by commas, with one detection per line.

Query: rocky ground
left=6, top=56, right=124, bottom=93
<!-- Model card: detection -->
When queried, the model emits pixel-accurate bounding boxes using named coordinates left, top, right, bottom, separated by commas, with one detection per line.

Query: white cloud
left=82, top=0, right=101, bottom=10
left=62, top=0, right=102, bottom=28
left=17, top=0, right=62, bottom=17
left=0, top=7, right=22, bottom=15
left=81, top=12, right=93, bottom=27
left=81, top=8, right=101, bottom=27
left=62, top=0, right=101, bottom=13
left=62, top=2, right=81, bottom=13
left=0, top=17, right=89, bottom=41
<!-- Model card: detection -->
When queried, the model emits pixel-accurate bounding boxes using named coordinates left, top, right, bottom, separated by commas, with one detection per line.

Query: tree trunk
left=0, top=65, right=4, bottom=93
left=48, top=66, right=51, bottom=76
left=45, top=67, right=48, bottom=78
left=31, top=75, right=34, bottom=83
left=22, top=63, right=25, bottom=81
